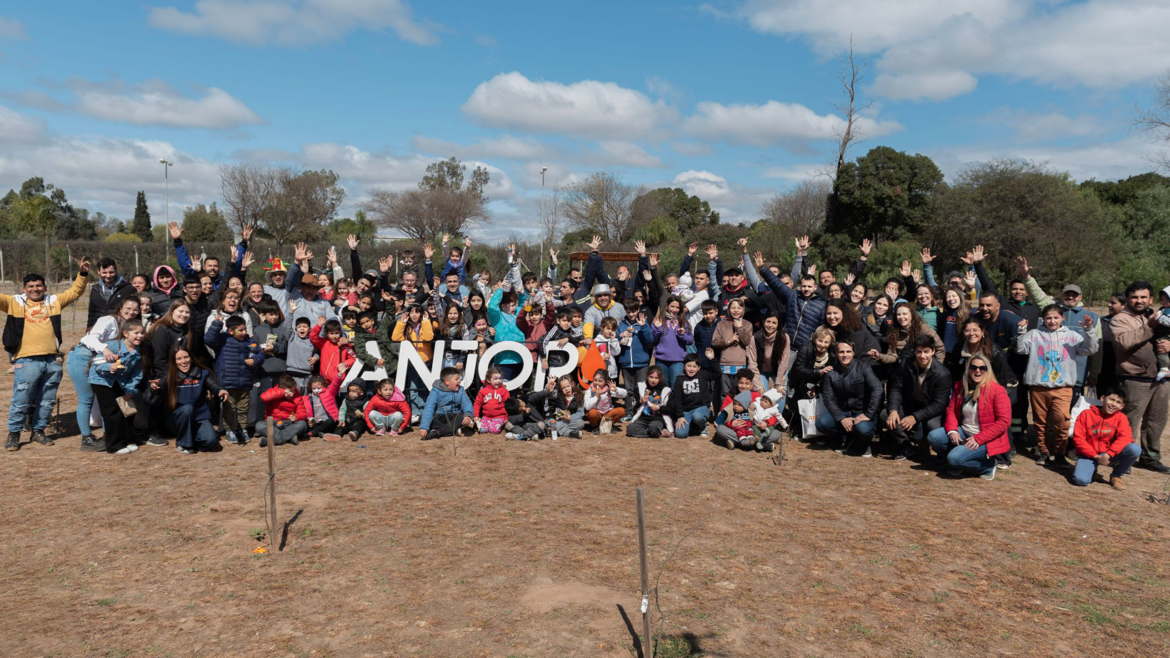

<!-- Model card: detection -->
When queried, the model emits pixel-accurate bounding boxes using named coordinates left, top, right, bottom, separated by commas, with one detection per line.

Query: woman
left=1016, top=304, right=1098, bottom=468
left=939, top=287, right=971, bottom=354
left=66, top=296, right=141, bottom=451
left=823, top=299, right=879, bottom=366
left=209, top=274, right=245, bottom=309
left=815, top=340, right=883, bottom=456
left=153, top=346, right=228, bottom=454
left=864, top=294, right=894, bottom=349
left=130, top=274, right=150, bottom=293
left=435, top=301, right=467, bottom=370
left=914, top=284, right=942, bottom=334
left=711, top=299, right=753, bottom=395
left=141, top=300, right=196, bottom=445
left=393, top=303, right=438, bottom=414
left=88, top=319, right=145, bottom=455
left=847, top=282, right=869, bottom=316
left=748, top=311, right=790, bottom=397
left=204, top=290, right=253, bottom=357
left=148, top=265, right=180, bottom=316
left=244, top=282, right=269, bottom=328
left=871, top=301, right=944, bottom=366
left=463, top=292, right=487, bottom=329
left=927, top=353, right=1011, bottom=480
left=945, top=319, right=1014, bottom=385
left=651, top=295, right=693, bottom=384
left=789, top=326, right=837, bottom=406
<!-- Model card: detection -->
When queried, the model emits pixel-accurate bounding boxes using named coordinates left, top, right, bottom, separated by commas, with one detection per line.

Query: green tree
left=823, top=146, right=945, bottom=268
left=132, top=191, right=152, bottom=242
left=420, top=156, right=490, bottom=201
left=181, top=202, right=234, bottom=242
left=630, top=187, right=719, bottom=242
left=326, top=209, right=377, bottom=243
left=364, top=159, right=489, bottom=242
left=1080, top=172, right=1170, bottom=206
left=56, top=207, right=99, bottom=240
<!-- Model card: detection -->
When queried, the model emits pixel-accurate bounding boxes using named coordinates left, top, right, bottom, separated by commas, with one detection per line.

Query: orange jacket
left=1071, top=405, right=1133, bottom=459
left=392, top=320, right=437, bottom=362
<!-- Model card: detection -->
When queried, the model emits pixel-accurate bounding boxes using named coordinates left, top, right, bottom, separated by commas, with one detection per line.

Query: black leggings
left=92, top=384, right=132, bottom=453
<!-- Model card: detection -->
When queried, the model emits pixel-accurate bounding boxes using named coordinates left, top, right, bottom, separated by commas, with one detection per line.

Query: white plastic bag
left=798, top=397, right=827, bottom=438
left=1068, top=394, right=1093, bottom=438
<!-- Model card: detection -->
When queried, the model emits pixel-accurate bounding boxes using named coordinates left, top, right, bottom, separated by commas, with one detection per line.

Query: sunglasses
left=968, top=364, right=989, bottom=372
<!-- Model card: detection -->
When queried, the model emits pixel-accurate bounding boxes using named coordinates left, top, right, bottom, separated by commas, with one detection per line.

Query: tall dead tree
left=833, top=38, right=869, bottom=178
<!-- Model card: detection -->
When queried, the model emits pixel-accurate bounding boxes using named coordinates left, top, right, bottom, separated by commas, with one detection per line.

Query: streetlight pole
left=160, top=159, right=173, bottom=265
left=540, top=166, right=547, bottom=274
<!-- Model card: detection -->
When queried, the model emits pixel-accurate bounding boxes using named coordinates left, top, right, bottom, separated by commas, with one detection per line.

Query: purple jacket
left=652, top=317, right=694, bottom=363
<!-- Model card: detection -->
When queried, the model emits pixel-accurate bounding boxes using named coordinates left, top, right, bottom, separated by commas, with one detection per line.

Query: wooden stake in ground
left=266, top=416, right=278, bottom=551
left=636, top=487, right=651, bottom=655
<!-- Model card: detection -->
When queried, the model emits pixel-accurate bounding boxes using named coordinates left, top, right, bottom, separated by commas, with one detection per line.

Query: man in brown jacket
left=1111, top=281, right=1170, bottom=473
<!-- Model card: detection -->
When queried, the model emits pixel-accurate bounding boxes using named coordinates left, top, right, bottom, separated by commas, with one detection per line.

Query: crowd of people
left=2, top=224, right=1165, bottom=490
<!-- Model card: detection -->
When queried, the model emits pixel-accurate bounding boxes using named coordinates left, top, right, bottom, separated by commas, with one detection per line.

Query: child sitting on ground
left=717, top=391, right=756, bottom=450
left=338, top=382, right=370, bottom=442
left=301, top=374, right=342, bottom=440
left=583, top=370, right=627, bottom=434
left=626, top=365, right=672, bottom=438
left=364, top=378, right=411, bottom=436
left=204, top=315, right=265, bottom=445
left=507, top=378, right=557, bottom=441
left=419, top=367, right=475, bottom=440
left=257, top=374, right=307, bottom=447
left=474, top=368, right=511, bottom=435
left=751, top=389, right=786, bottom=452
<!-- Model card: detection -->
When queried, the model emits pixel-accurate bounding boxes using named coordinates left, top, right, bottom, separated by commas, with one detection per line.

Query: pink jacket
left=299, top=376, right=342, bottom=422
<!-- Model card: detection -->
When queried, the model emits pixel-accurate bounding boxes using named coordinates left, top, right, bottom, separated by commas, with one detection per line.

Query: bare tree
left=266, top=169, right=345, bottom=246
left=219, top=164, right=279, bottom=233
left=541, top=183, right=563, bottom=247
left=362, top=187, right=489, bottom=243
left=563, top=172, right=642, bottom=242
left=1136, top=71, right=1170, bottom=171
left=759, top=179, right=832, bottom=241
left=833, top=37, right=870, bottom=177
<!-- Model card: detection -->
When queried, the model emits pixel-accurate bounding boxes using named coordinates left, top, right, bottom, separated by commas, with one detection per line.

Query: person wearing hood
left=87, top=258, right=135, bottom=331
left=1015, top=256, right=1102, bottom=396
left=148, top=265, right=180, bottom=316
left=816, top=340, right=883, bottom=457
left=418, top=367, right=475, bottom=440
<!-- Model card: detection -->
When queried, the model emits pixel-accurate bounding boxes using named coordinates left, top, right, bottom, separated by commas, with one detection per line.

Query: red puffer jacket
left=1071, top=405, right=1133, bottom=459
left=474, top=384, right=510, bottom=419
left=260, top=386, right=303, bottom=422
left=943, top=381, right=1011, bottom=457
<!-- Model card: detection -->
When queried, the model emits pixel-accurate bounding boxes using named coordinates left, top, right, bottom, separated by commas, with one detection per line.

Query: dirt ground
left=2, top=298, right=1170, bottom=657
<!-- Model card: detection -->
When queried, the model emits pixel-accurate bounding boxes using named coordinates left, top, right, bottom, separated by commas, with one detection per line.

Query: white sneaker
left=176, top=446, right=195, bottom=455
left=411, top=414, right=420, bottom=424
left=504, top=432, right=519, bottom=440
left=114, top=446, right=135, bottom=455
left=127, top=444, right=139, bottom=452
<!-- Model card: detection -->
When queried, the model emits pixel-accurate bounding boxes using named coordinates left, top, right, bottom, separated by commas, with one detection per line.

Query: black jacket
left=886, top=358, right=952, bottom=422
left=789, top=340, right=837, bottom=400
left=670, top=370, right=716, bottom=414
left=87, top=277, right=135, bottom=331
left=822, top=360, right=883, bottom=422
left=944, top=344, right=1016, bottom=388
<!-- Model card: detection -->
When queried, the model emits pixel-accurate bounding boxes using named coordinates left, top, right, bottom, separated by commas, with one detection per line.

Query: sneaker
left=980, top=467, right=997, bottom=481
left=996, top=461, right=1010, bottom=470
left=1051, top=455, right=1070, bottom=470
left=700, top=430, right=709, bottom=439
left=860, top=446, right=873, bottom=458
left=833, top=445, right=845, bottom=454
left=114, top=446, right=135, bottom=455
left=176, top=446, right=195, bottom=455
left=126, top=444, right=139, bottom=452
left=620, top=415, right=633, bottom=423
left=891, top=445, right=909, bottom=461
left=754, top=442, right=763, bottom=451
left=1144, top=461, right=1170, bottom=474
left=80, top=436, right=105, bottom=452
left=592, top=427, right=601, bottom=436
left=30, top=430, right=54, bottom=446
left=6, top=432, right=20, bottom=452
left=146, top=435, right=168, bottom=447
left=374, top=427, right=386, bottom=436
left=1110, top=475, right=1126, bottom=490
left=387, top=430, right=398, bottom=437
left=1035, top=453, right=1049, bottom=466
left=761, top=441, right=774, bottom=453
left=568, top=430, right=581, bottom=439
left=259, top=437, right=268, bottom=448
left=411, top=414, right=421, bottom=424
left=944, top=468, right=963, bottom=477
left=724, top=437, right=735, bottom=450
left=344, top=432, right=358, bottom=442
left=288, top=434, right=299, bottom=445
left=324, top=433, right=342, bottom=442
left=505, top=432, right=519, bottom=440
left=238, top=430, right=250, bottom=445
left=225, top=431, right=239, bottom=445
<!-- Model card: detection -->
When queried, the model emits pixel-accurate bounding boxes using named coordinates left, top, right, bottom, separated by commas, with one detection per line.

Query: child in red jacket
left=364, top=378, right=411, bottom=436
left=257, top=374, right=308, bottom=447
left=474, top=368, right=511, bottom=434
left=301, top=374, right=342, bottom=441
left=310, top=319, right=356, bottom=385
left=1071, top=387, right=1142, bottom=489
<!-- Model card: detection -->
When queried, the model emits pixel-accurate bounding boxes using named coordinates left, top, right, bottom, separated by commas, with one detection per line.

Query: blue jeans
left=405, top=368, right=427, bottom=415
left=168, top=405, right=220, bottom=451
left=674, top=406, right=711, bottom=437
left=814, top=412, right=876, bottom=447
left=8, top=355, right=64, bottom=433
left=66, top=346, right=98, bottom=438
left=927, top=427, right=994, bottom=475
left=1072, top=443, right=1142, bottom=486
left=659, top=361, right=684, bottom=387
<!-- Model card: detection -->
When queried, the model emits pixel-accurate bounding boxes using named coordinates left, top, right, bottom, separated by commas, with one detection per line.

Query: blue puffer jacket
left=762, top=267, right=826, bottom=350
left=419, top=378, right=474, bottom=431
left=203, top=320, right=265, bottom=389
left=617, top=319, right=654, bottom=369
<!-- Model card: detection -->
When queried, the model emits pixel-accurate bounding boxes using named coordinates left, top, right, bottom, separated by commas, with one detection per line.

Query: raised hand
left=844, top=272, right=856, bottom=286
left=959, top=251, right=974, bottom=266
left=589, top=235, right=603, bottom=252
left=229, top=245, right=238, bottom=265
left=860, top=238, right=873, bottom=257
left=648, top=253, right=659, bottom=268
left=808, top=263, right=818, bottom=277
left=1015, top=255, right=1030, bottom=277
left=168, top=222, right=182, bottom=240
left=634, top=240, right=646, bottom=256
left=433, top=276, right=441, bottom=290
left=189, top=254, right=203, bottom=272
left=964, top=270, right=977, bottom=288
left=378, top=256, right=392, bottom=274
left=920, top=247, right=934, bottom=264
left=796, top=235, right=810, bottom=255
left=549, top=248, right=559, bottom=264
left=241, top=251, right=255, bottom=270
left=912, top=269, right=922, bottom=284
left=347, top=234, right=359, bottom=250
left=705, top=244, right=719, bottom=260
left=971, top=245, right=985, bottom=263
left=737, top=237, right=748, bottom=253
left=900, top=260, right=912, bottom=278
left=753, top=251, right=765, bottom=269
left=326, top=246, right=338, bottom=267
left=687, top=242, right=698, bottom=256
left=78, top=256, right=91, bottom=275
left=242, top=225, right=253, bottom=241
left=1081, top=315, right=1093, bottom=331
left=442, top=233, right=450, bottom=245
left=423, top=243, right=435, bottom=260
left=293, top=242, right=308, bottom=262
left=463, top=236, right=472, bottom=249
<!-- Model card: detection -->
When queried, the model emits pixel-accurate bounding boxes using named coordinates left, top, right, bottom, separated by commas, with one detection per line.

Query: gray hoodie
left=1016, top=324, right=1098, bottom=388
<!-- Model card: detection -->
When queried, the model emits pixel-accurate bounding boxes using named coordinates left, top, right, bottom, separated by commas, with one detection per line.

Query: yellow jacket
left=1, top=273, right=88, bottom=358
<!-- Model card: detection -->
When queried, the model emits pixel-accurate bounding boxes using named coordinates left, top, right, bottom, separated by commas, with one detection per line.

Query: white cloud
left=73, top=82, right=262, bottom=129
left=723, top=0, right=1170, bottom=101
left=0, top=105, right=47, bottom=145
left=761, top=163, right=831, bottom=182
left=593, top=141, right=663, bottom=168
left=411, top=134, right=551, bottom=161
left=147, top=0, right=438, bottom=46
left=672, top=170, right=774, bottom=224
left=930, top=135, right=1164, bottom=184
left=682, top=100, right=902, bottom=146
left=980, top=108, right=1108, bottom=142
left=463, top=72, right=677, bottom=140
left=0, top=16, right=29, bottom=40
left=673, top=170, right=732, bottom=203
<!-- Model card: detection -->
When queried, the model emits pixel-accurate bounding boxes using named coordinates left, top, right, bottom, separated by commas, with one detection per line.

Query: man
left=4, top=258, right=91, bottom=451
left=288, top=246, right=335, bottom=326
left=170, top=221, right=244, bottom=291
left=1110, top=281, right=1170, bottom=473
left=181, top=276, right=212, bottom=356
left=977, top=290, right=1026, bottom=450
left=86, top=257, right=135, bottom=331
left=762, top=269, right=825, bottom=352
left=1006, top=280, right=1040, bottom=330
left=582, top=283, right=624, bottom=343
left=883, top=336, right=953, bottom=461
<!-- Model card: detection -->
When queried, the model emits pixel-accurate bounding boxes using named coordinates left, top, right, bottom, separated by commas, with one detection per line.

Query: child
left=301, top=374, right=342, bottom=440
left=627, top=366, right=672, bottom=438
left=596, top=316, right=623, bottom=379
left=286, top=317, right=316, bottom=392
left=517, top=301, right=556, bottom=365
left=353, top=311, right=398, bottom=380
left=338, top=382, right=371, bottom=442
left=461, top=316, right=495, bottom=366
left=1071, top=387, right=1142, bottom=489
left=751, top=390, right=785, bottom=452
left=508, top=378, right=557, bottom=441
left=137, top=292, right=155, bottom=332
left=257, top=375, right=307, bottom=447
left=671, top=354, right=716, bottom=438
left=617, top=299, right=654, bottom=420
left=251, top=300, right=289, bottom=428
left=88, top=320, right=145, bottom=455
left=204, top=315, right=265, bottom=445
left=583, top=370, right=627, bottom=434
left=419, top=367, right=475, bottom=440
left=474, top=368, right=511, bottom=434
left=340, top=308, right=358, bottom=341
left=1153, top=287, right=1170, bottom=380
left=550, top=375, right=586, bottom=439
left=542, top=308, right=580, bottom=370
left=364, top=378, right=411, bottom=436
left=716, top=391, right=756, bottom=450
left=311, top=319, right=357, bottom=386
left=693, top=300, right=723, bottom=405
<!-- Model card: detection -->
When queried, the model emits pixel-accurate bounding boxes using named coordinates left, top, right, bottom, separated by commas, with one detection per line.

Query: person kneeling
left=257, top=375, right=308, bottom=447
left=882, top=336, right=952, bottom=461
left=815, top=341, right=882, bottom=457
left=926, top=354, right=1010, bottom=481
left=419, top=367, right=474, bottom=440
left=1071, top=387, right=1141, bottom=489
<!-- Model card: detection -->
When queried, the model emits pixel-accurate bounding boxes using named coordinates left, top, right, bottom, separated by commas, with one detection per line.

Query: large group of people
left=2, top=224, right=1165, bottom=490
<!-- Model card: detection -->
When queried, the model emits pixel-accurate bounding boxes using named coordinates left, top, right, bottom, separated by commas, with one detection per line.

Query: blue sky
left=0, top=0, right=1166, bottom=240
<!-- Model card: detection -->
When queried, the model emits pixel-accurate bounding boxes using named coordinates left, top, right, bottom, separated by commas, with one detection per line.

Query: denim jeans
left=405, top=368, right=428, bottom=415
left=659, top=361, right=684, bottom=387
left=926, top=427, right=994, bottom=475
left=814, top=413, right=876, bottom=448
left=1072, top=443, right=1142, bottom=486
left=674, top=406, right=711, bottom=437
left=168, top=405, right=220, bottom=451
left=8, top=355, right=64, bottom=433
left=65, top=346, right=98, bottom=438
